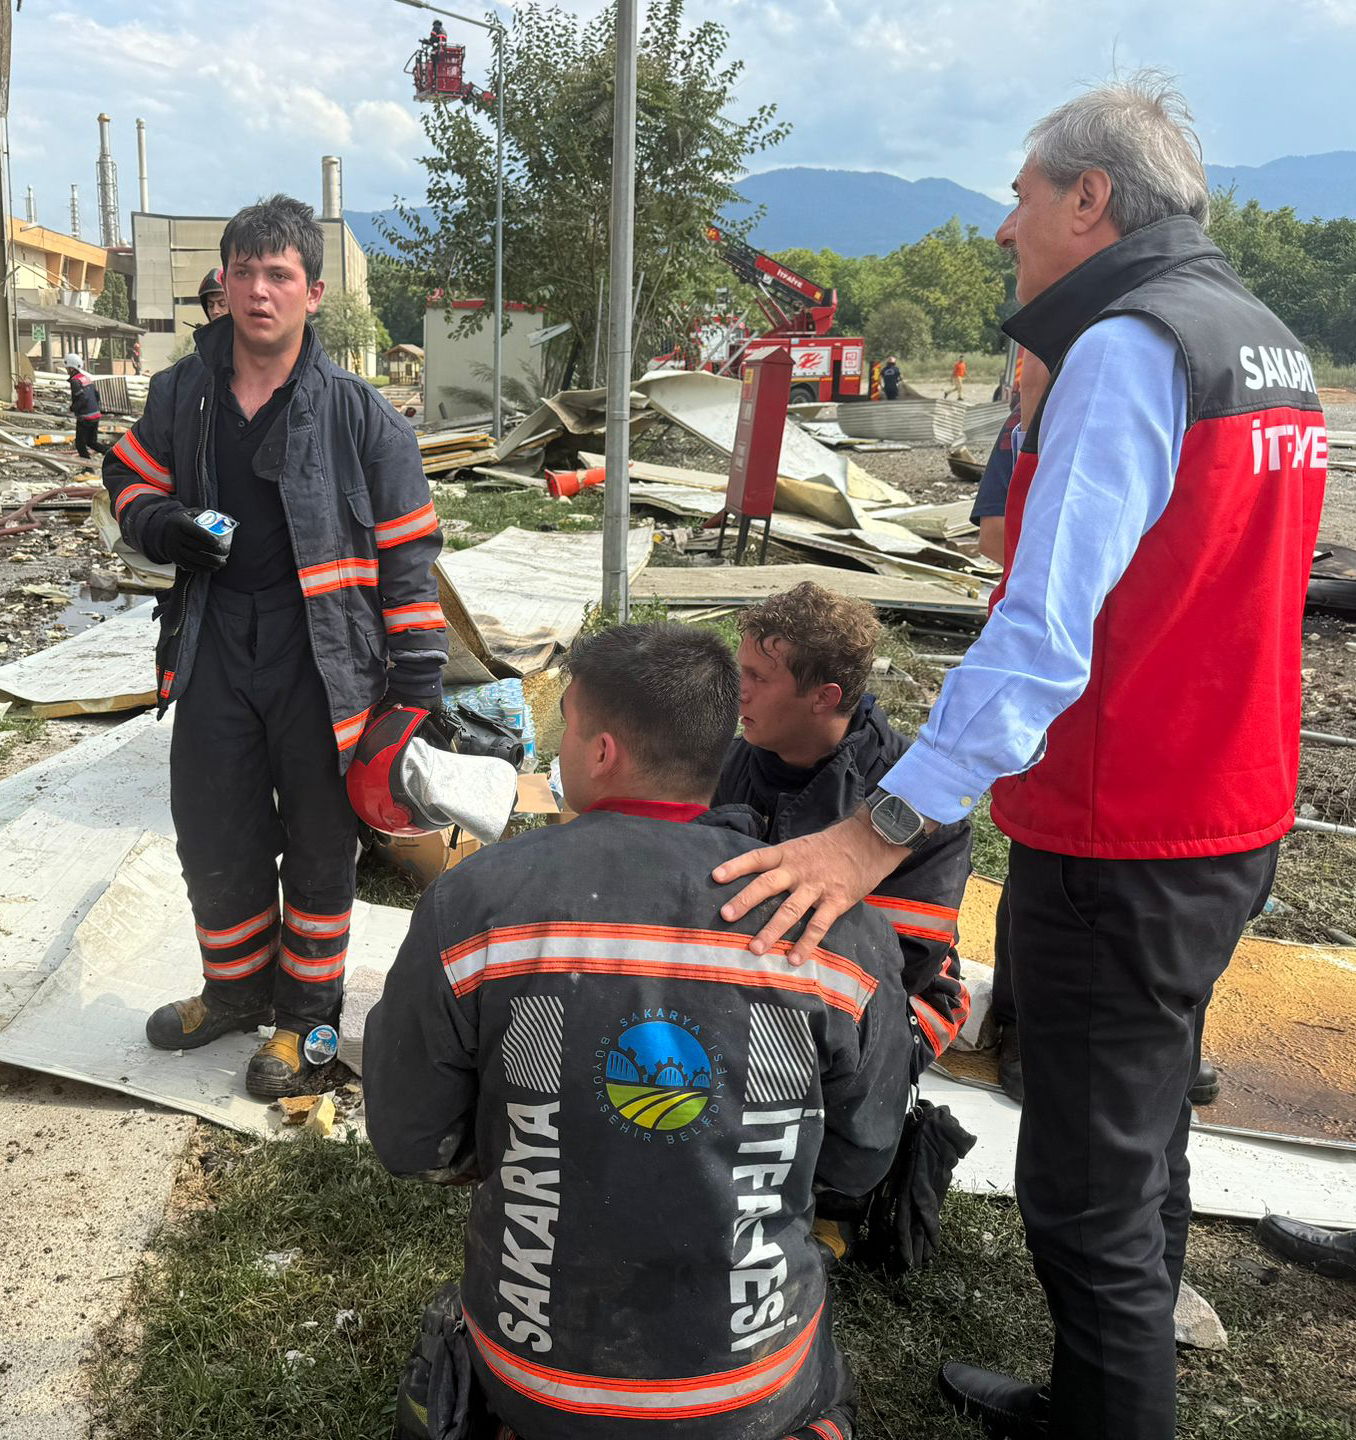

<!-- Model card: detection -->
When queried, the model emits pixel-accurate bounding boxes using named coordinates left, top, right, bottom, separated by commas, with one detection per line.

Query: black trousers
left=1006, top=840, right=1277, bottom=1440
left=991, top=875, right=1016, bottom=1028
left=170, top=578, right=359, bottom=1034
left=75, top=416, right=108, bottom=458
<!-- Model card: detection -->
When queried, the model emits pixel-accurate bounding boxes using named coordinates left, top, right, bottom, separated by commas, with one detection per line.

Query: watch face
left=872, top=792, right=923, bottom=845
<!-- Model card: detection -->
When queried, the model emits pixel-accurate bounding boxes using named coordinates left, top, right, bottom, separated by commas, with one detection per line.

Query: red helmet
left=346, top=704, right=519, bottom=839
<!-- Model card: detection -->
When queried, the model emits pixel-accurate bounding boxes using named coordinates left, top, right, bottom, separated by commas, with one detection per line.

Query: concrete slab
left=0, top=1063, right=192, bottom=1439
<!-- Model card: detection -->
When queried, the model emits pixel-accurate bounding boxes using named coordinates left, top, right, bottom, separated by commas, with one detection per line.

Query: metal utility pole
left=601, top=0, right=638, bottom=615
left=69, top=183, right=79, bottom=238
left=393, top=0, right=506, bottom=439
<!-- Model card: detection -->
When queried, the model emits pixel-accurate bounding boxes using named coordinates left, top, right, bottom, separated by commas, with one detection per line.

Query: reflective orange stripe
left=333, top=706, right=372, bottom=752
left=195, top=904, right=280, bottom=950
left=158, top=669, right=175, bottom=699
left=464, top=1304, right=822, bottom=1419
left=912, top=994, right=960, bottom=1055
left=298, top=556, right=379, bottom=598
left=441, top=922, right=876, bottom=1020
left=283, top=903, right=352, bottom=939
left=375, top=501, right=438, bottom=549
left=112, top=431, right=172, bottom=490
left=202, top=942, right=276, bottom=982
left=865, top=894, right=959, bottom=944
left=383, top=602, right=445, bottom=633
left=280, top=947, right=347, bottom=983
left=115, top=482, right=168, bottom=518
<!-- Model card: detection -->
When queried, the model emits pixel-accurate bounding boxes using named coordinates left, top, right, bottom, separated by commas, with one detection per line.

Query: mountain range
left=346, top=152, right=1356, bottom=260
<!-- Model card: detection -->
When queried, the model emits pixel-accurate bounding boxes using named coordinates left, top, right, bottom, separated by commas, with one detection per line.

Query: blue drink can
left=194, top=509, right=238, bottom=550
left=303, top=1024, right=339, bottom=1066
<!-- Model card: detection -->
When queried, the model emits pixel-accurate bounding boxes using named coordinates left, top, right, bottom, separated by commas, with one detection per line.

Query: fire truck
left=655, top=227, right=866, bottom=403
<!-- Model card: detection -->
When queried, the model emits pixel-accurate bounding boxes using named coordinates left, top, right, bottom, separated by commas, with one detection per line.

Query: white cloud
left=9, top=0, right=1354, bottom=228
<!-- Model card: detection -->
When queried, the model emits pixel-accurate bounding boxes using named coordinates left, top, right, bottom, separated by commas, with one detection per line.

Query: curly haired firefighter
left=102, top=195, right=446, bottom=1097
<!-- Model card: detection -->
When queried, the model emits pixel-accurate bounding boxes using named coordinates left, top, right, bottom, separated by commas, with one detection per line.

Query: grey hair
left=1026, top=70, right=1209, bottom=234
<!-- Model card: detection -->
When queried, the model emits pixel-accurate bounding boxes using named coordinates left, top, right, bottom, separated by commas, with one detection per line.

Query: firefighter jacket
left=713, top=696, right=972, bottom=1065
left=101, top=319, right=447, bottom=767
left=364, top=802, right=912, bottom=1440
left=996, top=215, right=1327, bottom=858
left=68, top=369, right=101, bottom=420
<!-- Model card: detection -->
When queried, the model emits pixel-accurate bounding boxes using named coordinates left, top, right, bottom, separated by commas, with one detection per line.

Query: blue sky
left=9, top=0, right=1354, bottom=234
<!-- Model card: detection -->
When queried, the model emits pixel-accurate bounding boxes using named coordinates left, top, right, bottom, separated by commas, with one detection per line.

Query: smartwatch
left=865, top=787, right=929, bottom=849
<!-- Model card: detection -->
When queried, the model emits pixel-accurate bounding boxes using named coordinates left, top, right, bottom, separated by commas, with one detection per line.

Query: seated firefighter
left=364, top=622, right=913, bottom=1440
left=714, top=582, right=972, bottom=1085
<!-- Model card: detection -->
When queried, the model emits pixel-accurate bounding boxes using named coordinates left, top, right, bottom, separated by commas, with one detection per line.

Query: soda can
left=303, top=1023, right=339, bottom=1066
left=194, top=509, right=238, bottom=550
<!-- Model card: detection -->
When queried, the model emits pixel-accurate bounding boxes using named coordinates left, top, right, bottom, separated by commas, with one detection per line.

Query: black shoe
left=1188, top=1057, right=1220, bottom=1107
left=145, top=992, right=273, bottom=1051
left=938, top=1363, right=1048, bottom=1438
left=997, top=1026, right=1024, bottom=1104
left=1256, top=1214, right=1356, bottom=1280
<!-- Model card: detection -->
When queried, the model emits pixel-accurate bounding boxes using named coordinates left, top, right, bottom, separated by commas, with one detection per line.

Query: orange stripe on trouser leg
left=280, top=946, right=348, bottom=983
left=283, top=903, right=352, bottom=939
left=202, top=941, right=277, bottom=982
left=196, top=903, right=280, bottom=950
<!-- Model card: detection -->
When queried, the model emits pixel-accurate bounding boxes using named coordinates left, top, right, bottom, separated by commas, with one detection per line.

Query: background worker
left=198, top=266, right=229, bottom=322
left=364, top=623, right=912, bottom=1440
left=64, top=352, right=107, bottom=459
left=881, top=355, right=902, bottom=400
left=711, top=74, right=1325, bottom=1440
left=947, top=354, right=967, bottom=400
left=104, top=195, right=446, bottom=1100
left=714, top=582, right=971, bottom=1081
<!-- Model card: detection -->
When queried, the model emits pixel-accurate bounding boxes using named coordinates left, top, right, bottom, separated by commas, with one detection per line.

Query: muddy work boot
left=245, top=1028, right=336, bottom=1099
left=145, top=992, right=272, bottom=1051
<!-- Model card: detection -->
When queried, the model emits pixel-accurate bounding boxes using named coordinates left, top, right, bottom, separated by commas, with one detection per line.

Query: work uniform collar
left=1002, top=214, right=1221, bottom=369
left=587, top=797, right=709, bottom=823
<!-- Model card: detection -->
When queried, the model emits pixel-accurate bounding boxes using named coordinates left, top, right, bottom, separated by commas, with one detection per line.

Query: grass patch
left=96, top=1136, right=1356, bottom=1440
left=432, top=482, right=606, bottom=550
left=0, top=709, right=45, bottom=764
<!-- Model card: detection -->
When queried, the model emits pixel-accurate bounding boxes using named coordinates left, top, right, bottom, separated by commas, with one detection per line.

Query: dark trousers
left=75, top=416, right=108, bottom=458
left=1007, top=840, right=1277, bottom=1440
left=170, top=578, right=359, bottom=1034
left=991, top=876, right=1016, bottom=1027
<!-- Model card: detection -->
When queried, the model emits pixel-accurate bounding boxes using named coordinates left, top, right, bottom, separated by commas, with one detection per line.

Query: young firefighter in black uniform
left=364, top=624, right=912, bottom=1440
left=65, top=352, right=108, bottom=458
left=715, top=583, right=972, bottom=1078
left=103, top=195, right=446, bottom=1098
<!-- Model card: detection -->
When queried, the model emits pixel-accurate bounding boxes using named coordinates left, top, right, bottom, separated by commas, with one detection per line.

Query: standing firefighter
left=102, top=195, right=446, bottom=1098
left=711, top=75, right=1325, bottom=1440
left=65, top=352, right=108, bottom=458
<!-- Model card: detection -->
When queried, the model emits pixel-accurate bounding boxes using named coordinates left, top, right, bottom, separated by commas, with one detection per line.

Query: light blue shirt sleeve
left=881, top=313, right=1188, bottom=823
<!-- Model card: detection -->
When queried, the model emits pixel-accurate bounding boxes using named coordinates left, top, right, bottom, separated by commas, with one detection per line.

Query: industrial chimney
left=321, top=155, right=343, bottom=221
left=96, top=112, right=123, bottom=247
left=70, top=184, right=80, bottom=240
left=136, top=118, right=149, bottom=212
left=24, top=185, right=35, bottom=224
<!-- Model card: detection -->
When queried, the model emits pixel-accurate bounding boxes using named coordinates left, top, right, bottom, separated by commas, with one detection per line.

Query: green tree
left=891, top=218, right=1008, bottom=352
left=313, top=291, right=381, bottom=373
left=367, top=253, right=428, bottom=348
left=94, top=270, right=131, bottom=359
left=382, top=0, right=788, bottom=377
left=864, top=297, right=932, bottom=363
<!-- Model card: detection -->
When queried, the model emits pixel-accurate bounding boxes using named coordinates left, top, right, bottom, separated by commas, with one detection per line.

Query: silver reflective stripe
left=441, top=925, right=876, bottom=1019
left=464, top=1306, right=821, bottom=1417
left=864, top=896, right=958, bottom=938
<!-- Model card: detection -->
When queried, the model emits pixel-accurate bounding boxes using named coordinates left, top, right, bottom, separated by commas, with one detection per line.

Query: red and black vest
left=991, top=216, right=1326, bottom=860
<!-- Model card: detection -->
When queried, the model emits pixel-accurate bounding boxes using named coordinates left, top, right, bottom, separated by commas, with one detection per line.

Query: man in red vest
left=710, top=74, right=1326, bottom=1440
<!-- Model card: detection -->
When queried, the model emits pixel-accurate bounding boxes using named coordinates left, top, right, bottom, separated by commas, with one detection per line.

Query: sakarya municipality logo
left=597, top=1015, right=717, bottom=1134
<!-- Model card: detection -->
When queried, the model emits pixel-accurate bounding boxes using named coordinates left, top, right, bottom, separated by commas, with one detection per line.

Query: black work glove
left=161, top=508, right=231, bottom=572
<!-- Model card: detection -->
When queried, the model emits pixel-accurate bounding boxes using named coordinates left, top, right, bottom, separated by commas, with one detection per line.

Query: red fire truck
left=654, top=228, right=865, bottom=403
